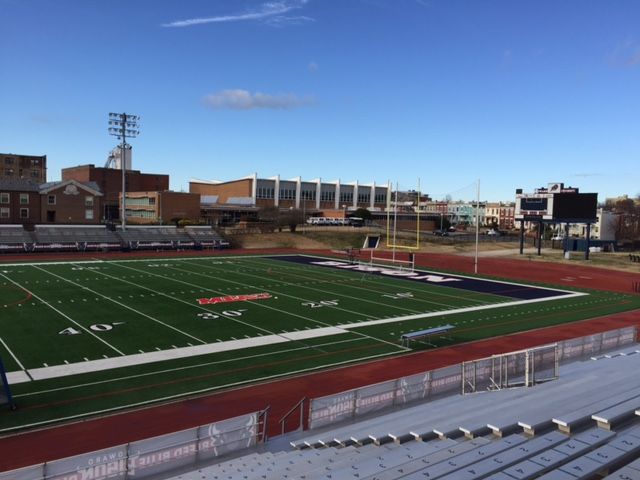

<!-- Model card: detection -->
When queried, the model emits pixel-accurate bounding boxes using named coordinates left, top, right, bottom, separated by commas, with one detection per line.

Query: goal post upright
left=385, top=178, right=421, bottom=252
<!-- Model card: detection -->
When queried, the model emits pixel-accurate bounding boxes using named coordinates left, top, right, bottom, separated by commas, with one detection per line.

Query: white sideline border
left=2, top=254, right=589, bottom=384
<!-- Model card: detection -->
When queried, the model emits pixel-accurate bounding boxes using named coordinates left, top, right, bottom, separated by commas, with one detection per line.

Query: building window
left=357, top=193, right=370, bottom=204
left=374, top=193, right=386, bottom=203
left=256, top=187, right=275, bottom=199
left=339, top=192, right=353, bottom=203
left=4, top=157, right=13, bottom=165
left=300, top=190, right=316, bottom=201
left=126, top=209, right=155, bottom=218
left=5, top=168, right=14, bottom=176
left=0, top=208, right=8, bottom=218
left=85, top=196, right=94, bottom=207
left=320, top=191, right=335, bottom=202
left=31, top=170, right=39, bottom=178
left=20, top=208, right=28, bottom=219
left=148, top=197, right=155, bottom=205
left=19, top=193, right=29, bottom=205
left=0, top=193, right=9, bottom=204
left=279, top=188, right=296, bottom=200
left=48, top=195, right=56, bottom=205
left=85, top=209, right=94, bottom=220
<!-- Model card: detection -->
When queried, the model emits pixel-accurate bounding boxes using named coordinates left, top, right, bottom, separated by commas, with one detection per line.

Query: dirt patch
left=230, top=232, right=330, bottom=250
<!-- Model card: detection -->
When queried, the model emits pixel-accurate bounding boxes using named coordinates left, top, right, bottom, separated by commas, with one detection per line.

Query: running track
left=0, top=248, right=638, bottom=471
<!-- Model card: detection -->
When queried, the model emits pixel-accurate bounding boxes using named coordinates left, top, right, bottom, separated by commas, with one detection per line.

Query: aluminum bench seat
left=534, top=429, right=639, bottom=480
left=593, top=397, right=640, bottom=430
left=553, top=386, right=640, bottom=433
left=603, top=456, right=640, bottom=479
left=301, top=438, right=458, bottom=480
left=315, top=437, right=490, bottom=480
left=500, top=448, right=572, bottom=479
left=400, top=434, right=528, bottom=479
left=438, top=431, right=568, bottom=480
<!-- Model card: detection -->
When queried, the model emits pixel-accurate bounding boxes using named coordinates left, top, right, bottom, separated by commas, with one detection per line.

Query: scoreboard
left=515, top=183, right=597, bottom=222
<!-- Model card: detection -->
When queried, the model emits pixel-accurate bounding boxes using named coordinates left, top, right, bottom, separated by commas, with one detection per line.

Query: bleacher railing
left=308, top=326, right=636, bottom=430
left=0, top=410, right=265, bottom=480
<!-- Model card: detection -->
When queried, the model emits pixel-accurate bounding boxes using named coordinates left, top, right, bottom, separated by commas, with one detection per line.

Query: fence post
left=392, top=378, right=399, bottom=407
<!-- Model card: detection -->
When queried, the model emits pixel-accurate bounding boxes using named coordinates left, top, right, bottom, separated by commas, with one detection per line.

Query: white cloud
left=203, top=89, right=315, bottom=110
left=609, top=38, right=640, bottom=67
left=163, top=0, right=310, bottom=28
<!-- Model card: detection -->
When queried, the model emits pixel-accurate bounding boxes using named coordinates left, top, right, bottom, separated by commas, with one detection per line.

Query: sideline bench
left=401, top=325, right=455, bottom=347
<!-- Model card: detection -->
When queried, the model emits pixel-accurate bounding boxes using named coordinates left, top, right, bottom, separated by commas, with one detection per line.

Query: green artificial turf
left=0, top=254, right=637, bottom=431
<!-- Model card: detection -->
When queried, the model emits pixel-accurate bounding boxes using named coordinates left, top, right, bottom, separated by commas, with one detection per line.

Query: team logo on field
left=197, top=293, right=272, bottom=305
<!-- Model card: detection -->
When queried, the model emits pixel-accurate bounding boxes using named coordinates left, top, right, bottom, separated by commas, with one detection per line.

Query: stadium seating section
left=0, top=225, right=228, bottom=253
left=163, top=347, right=640, bottom=480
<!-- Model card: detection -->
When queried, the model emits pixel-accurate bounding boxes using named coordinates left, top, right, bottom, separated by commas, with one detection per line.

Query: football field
left=0, top=253, right=638, bottom=431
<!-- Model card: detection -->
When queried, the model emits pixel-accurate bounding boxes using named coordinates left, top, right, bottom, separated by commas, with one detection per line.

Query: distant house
left=38, top=179, right=103, bottom=224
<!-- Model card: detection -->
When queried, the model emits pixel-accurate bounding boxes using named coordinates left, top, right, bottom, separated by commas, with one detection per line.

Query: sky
left=1, top=0, right=639, bottom=202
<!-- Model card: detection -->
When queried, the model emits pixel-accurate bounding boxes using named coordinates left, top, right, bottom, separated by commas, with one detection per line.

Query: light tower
left=108, top=112, right=140, bottom=229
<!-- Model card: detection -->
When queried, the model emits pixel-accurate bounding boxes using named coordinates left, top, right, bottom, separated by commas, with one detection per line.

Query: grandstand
left=4, top=330, right=640, bottom=480
left=0, top=225, right=34, bottom=253
left=0, top=225, right=228, bottom=253
left=167, top=347, right=640, bottom=480
left=185, top=225, right=230, bottom=248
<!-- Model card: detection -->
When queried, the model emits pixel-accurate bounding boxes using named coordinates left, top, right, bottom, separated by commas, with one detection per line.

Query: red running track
left=0, top=249, right=638, bottom=471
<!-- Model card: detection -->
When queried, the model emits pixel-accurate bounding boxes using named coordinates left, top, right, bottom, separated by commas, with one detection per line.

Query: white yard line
left=165, top=262, right=408, bottom=351
left=336, top=291, right=588, bottom=329
left=0, top=349, right=400, bottom=435
left=299, top=253, right=583, bottom=296
left=18, top=326, right=348, bottom=382
left=179, top=260, right=419, bottom=317
left=1, top=254, right=591, bottom=387
left=37, top=264, right=207, bottom=345
left=0, top=271, right=125, bottom=356
left=97, top=263, right=296, bottom=339
left=207, top=258, right=440, bottom=312
left=14, top=336, right=366, bottom=398
left=0, top=336, right=28, bottom=374
left=244, top=256, right=497, bottom=306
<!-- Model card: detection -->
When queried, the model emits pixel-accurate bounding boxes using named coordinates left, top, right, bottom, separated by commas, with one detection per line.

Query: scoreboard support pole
left=585, top=223, right=591, bottom=260
left=519, top=222, right=525, bottom=254
left=536, top=220, right=543, bottom=256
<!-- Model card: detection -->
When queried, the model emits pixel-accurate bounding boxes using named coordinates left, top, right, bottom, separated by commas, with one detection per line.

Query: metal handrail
left=279, top=397, right=306, bottom=435
left=258, top=405, right=271, bottom=443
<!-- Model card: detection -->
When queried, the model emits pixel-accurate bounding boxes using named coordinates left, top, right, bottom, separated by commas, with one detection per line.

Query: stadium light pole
left=108, top=112, right=140, bottom=230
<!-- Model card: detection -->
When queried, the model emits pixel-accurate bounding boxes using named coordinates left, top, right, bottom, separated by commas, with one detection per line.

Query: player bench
left=401, top=325, right=455, bottom=347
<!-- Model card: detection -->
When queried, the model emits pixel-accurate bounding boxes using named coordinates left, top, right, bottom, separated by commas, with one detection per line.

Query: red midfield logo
left=197, top=293, right=272, bottom=305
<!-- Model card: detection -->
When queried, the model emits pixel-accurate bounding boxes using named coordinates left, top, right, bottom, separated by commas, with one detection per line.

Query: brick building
left=62, top=164, right=169, bottom=221
left=0, top=179, right=41, bottom=225
left=0, top=153, right=47, bottom=182
left=38, top=180, right=102, bottom=224
left=0, top=178, right=102, bottom=225
left=122, top=191, right=200, bottom=225
left=190, top=174, right=389, bottom=219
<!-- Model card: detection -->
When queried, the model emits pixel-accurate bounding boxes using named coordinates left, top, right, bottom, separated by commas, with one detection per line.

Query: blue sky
left=1, top=0, right=639, bottom=201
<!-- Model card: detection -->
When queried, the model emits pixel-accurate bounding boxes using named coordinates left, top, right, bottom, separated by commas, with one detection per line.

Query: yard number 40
left=59, top=322, right=125, bottom=335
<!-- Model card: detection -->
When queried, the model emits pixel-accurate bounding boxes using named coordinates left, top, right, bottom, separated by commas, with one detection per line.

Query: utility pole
left=108, top=112, right=140, bottom=230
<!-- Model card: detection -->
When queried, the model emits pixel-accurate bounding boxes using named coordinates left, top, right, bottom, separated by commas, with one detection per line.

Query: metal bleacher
left=0, top=225, right=229, bottom=254
left=0, top=225, right=34, bottom=253
left=158, top=346, right=640, bottom=480
left=33, top=225, right=121, bottom=252
left=185, top=225, right=230, bottom=248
